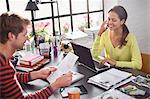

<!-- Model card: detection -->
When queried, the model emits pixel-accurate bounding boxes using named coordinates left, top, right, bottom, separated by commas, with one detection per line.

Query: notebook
left=71, top=42, right=110, bottom=73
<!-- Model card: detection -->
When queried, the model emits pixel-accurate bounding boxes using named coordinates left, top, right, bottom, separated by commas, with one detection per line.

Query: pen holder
left=53, top=46, right=58, bottom=57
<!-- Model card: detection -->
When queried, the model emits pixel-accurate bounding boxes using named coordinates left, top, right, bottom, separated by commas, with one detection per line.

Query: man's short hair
left=0, top=12, right=30, bottom=44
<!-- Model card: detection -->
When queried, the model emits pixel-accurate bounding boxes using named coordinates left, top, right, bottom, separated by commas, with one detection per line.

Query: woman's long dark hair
left=108, top=5, right=129, bottom=48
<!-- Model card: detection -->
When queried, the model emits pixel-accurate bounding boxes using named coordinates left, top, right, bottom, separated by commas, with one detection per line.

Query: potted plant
left=28, top=22, right=51, bottom=46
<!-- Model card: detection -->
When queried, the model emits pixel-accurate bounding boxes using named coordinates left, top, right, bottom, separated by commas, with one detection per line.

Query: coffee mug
left=68, top=87, right=80, bottom=99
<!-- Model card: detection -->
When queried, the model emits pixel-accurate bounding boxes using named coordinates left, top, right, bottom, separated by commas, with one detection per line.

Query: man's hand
left=38, top=67, right=57, bottom=79
left=50, top=71, right=73, bottom=91
left=30, top=67, right=57, bottom=80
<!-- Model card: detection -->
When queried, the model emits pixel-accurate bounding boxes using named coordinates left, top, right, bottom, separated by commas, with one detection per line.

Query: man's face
left=13, top=27, right=28, bottom=50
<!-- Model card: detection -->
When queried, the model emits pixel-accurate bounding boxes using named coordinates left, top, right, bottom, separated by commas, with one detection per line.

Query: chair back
left=141, top=53, right=150, bottom=73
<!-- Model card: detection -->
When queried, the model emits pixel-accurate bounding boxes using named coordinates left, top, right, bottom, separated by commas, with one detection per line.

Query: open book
left=87, top=68, right=132, bottom=90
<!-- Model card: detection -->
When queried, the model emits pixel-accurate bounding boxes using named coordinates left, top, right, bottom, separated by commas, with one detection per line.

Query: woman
left=91, top=5, right=142, bottom=70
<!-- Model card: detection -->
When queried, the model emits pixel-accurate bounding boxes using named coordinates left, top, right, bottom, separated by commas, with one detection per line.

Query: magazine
left=92, top=89, right=135, bottom=99
left=132, top=75, right=150, bottom=88
left=118, top=82, right=150, bottom=99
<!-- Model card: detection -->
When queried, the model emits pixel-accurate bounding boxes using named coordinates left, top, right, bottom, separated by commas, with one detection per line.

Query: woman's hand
left=30, top=67, right=57, bottom=80
left=51, top=71, right=73, bottom=91
left=101, top=57, right=116, bottom=66
left=98, top=20, right=108, bottom=36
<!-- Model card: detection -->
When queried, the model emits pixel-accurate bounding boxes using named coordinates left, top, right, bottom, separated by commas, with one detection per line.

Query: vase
left=36, top=36, right=45, bottom=46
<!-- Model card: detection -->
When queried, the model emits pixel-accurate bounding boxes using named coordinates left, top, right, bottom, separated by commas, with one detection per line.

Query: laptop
left=71, top=42, right=110, bottom=73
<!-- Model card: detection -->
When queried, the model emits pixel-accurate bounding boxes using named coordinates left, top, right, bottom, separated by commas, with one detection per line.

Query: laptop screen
left=71, top=42, right=96, bottom=71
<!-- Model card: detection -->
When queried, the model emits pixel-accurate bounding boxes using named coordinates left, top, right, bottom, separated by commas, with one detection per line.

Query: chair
left=141, top=53, right=150, bottom=73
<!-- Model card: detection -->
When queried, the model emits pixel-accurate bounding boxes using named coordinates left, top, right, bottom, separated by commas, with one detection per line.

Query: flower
left=35, top=22, right=50, bottom=37
left=27, top=22, right=51, bottom=43
left=63, top=23, right=70, bottom=33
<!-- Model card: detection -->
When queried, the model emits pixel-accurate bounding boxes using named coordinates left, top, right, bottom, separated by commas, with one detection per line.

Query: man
left=0, top=12, right=72, bottom=98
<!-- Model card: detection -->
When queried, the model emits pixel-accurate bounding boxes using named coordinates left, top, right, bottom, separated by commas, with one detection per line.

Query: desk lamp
left=25, top=0, right=39, bottom=47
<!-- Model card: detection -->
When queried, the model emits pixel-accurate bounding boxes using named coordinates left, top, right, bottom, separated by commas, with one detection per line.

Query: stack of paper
left=88, top=68, right=132, bottom=90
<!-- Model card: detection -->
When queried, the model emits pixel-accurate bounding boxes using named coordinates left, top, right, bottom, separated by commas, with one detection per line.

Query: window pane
left=60, top=17, right=71, bottom=33
left=57, top=0, right=70, bottom=15
left=89, top=12, right=103, bottom=28
left=38, top=0, right=52, bottom=2
left=73, top=14, right=88, bottom=30
left=72, top=0, right=87, bottom=14
left=9, top=0, right=31, bottom=19
left=89, top=0, right=103, bottom=11
left=53, top=17, right=71, bottom=35
left=35, top=3, right=52, bottom=18
left=0, top=0, right=7, bottom=14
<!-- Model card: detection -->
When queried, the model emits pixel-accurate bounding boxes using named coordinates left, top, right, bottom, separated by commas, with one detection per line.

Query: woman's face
left=107, top=11, right=124, bottom=31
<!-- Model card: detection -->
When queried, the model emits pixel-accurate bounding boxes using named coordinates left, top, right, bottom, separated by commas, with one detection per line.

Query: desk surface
left=19, top=52, right=148, bottom=99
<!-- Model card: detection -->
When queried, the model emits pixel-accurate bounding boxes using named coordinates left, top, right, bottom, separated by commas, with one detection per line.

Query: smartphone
left=98, top=56, right=110, bottom=67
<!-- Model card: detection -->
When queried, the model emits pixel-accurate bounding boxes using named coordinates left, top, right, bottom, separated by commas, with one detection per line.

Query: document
left=47, top=52, right=79, bottom=83
left=88, top=68, right=132, bottom=90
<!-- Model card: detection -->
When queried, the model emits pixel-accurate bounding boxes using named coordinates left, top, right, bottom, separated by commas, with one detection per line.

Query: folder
left=88, top=68, right=132, bottom=90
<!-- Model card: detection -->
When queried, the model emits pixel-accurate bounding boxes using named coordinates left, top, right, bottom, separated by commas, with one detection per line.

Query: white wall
left=104, top=0, right=118, bottom=19
left=104, top=0, right=150, bottom=54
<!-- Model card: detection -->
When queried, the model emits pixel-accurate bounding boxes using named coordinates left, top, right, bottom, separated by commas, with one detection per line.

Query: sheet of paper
left=47, top=52, right=79, bottom=83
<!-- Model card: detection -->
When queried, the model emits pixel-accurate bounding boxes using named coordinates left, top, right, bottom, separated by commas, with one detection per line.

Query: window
left=0, top=0, right=7, bottom=14
left=60, top=17, right=71, bottom=33
left=72, top=0, right=87, bottom=13
left=57, top=0, right=70, bottom=15
left=89, top=12, right=103, bottom=27
left=89, top=0, right=103, bottom=11
left=35, top=3, right=52, bottom=19
left=1, top=0, right=104, bottom=35
left=9, top=0, right=31, bottom=19
left=73, top=14, right=88, bottom=30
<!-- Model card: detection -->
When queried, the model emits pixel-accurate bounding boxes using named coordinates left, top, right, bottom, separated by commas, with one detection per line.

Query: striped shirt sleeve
left=0, top=64, right=54, bottom=98
left=16, top=72, right=31, bottom=83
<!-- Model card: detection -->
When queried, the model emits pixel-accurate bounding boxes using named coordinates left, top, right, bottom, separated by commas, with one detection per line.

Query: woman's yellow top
left=91, top=30, right=142, bottom=70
